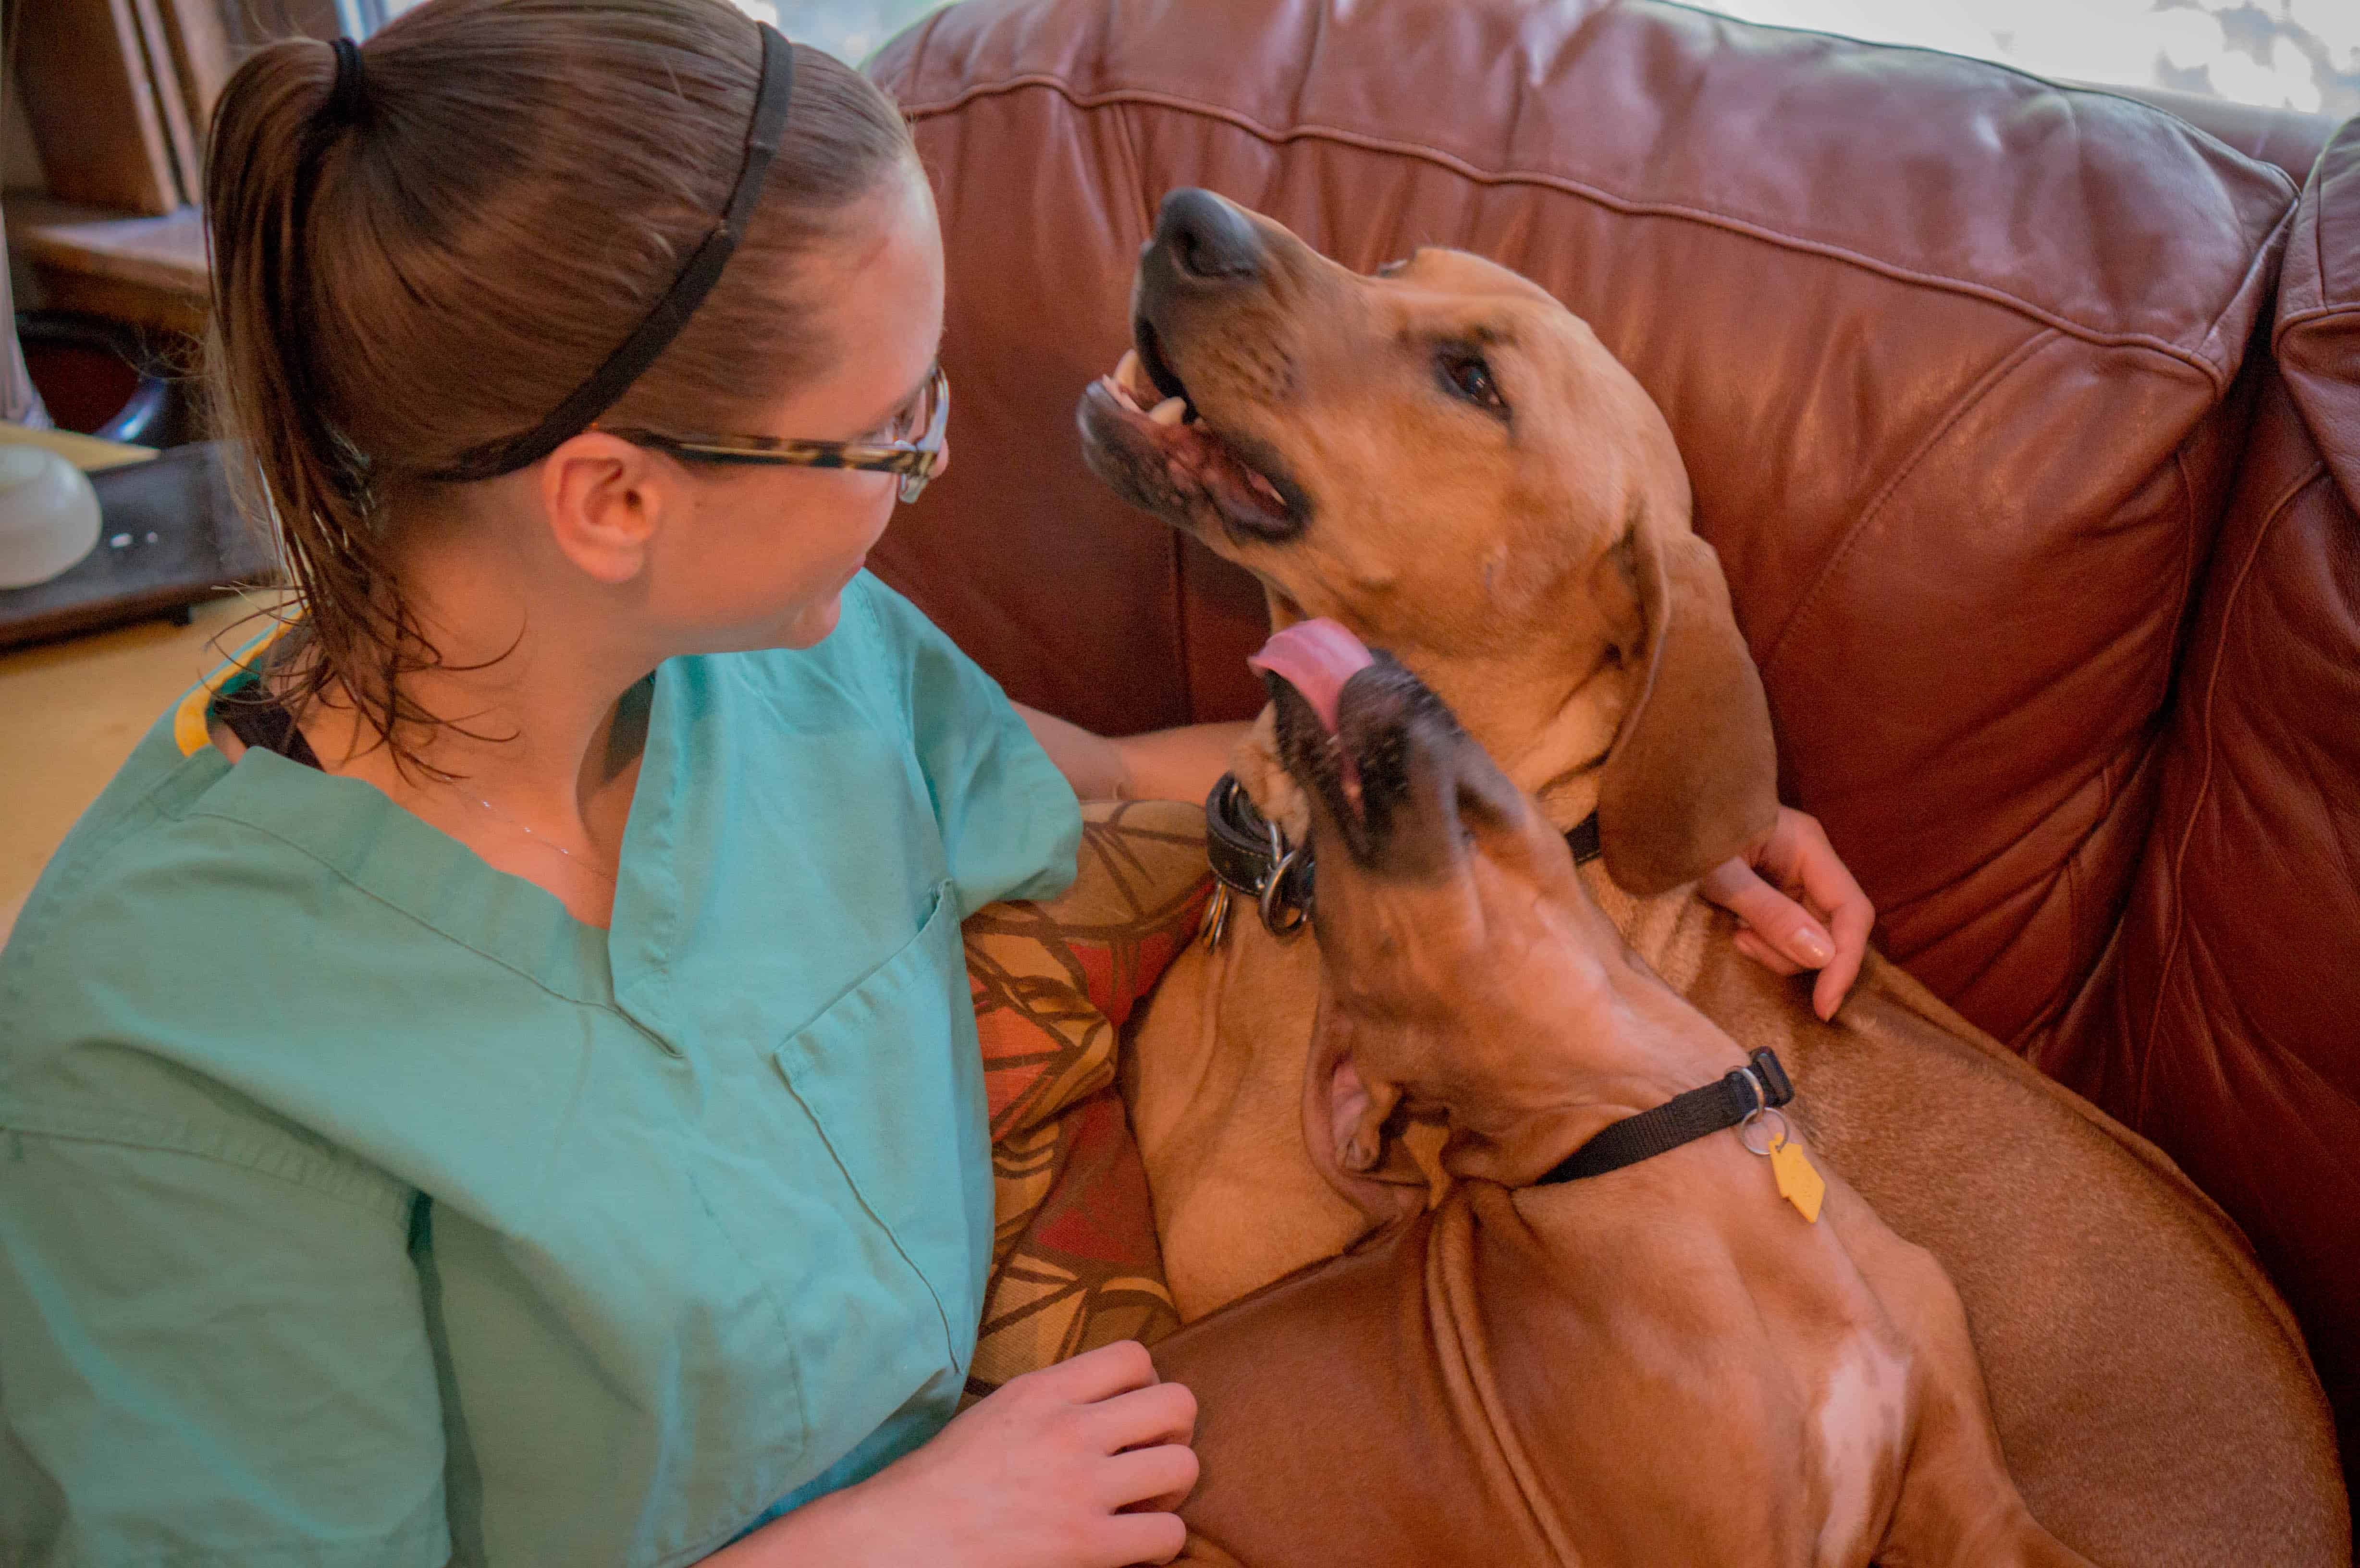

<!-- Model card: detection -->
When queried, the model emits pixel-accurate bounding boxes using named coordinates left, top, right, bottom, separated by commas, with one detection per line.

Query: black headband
left=324, top=38, right=367, bottom=126
left=429, top=23, right=797, bottom=483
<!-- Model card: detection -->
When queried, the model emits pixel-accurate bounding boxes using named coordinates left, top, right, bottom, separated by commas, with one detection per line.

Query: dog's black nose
left=1155, top=188, right=1263, bottom=283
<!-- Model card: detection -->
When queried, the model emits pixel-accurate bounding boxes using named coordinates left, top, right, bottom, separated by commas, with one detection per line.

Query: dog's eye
left=1438, top=350, right=1508, bottom=417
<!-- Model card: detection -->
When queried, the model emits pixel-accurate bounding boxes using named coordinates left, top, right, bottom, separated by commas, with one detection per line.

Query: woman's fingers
left=1084, top=1377, right=1197, bottom=1455
left=1767, top=811, right=1873, bottom=1018
left=1703, top=810, right=1878, bottom=1019
left=1100, top=1442, right=1201, bottom=1513
left=1702, top=858, right=1834, bottom=971
left=1812, top=890, right=1874, bottom=1020
left=1731, top=927, right=1804, bottom=977
left=1097, top=1510, right=1190, bottom=1566
left=1034, top=1339, right=1162, bottom=1405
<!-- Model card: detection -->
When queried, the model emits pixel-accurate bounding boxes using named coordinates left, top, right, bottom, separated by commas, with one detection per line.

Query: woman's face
left=651, top=162, right=946, bottom=653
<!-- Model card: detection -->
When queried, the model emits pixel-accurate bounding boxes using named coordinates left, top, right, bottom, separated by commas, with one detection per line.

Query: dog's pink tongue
left=1248, top=619, right=1374, bottom=735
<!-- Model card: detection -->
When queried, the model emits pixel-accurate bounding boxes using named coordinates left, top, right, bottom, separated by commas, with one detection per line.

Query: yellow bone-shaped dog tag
left=1768, top=1133, right=1825, bottom=1225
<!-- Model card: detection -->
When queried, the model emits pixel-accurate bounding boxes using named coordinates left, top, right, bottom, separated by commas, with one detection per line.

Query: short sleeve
left=0, top=1124, right=449, bottom=1568
left=853, top=575, right=1082, bottom=917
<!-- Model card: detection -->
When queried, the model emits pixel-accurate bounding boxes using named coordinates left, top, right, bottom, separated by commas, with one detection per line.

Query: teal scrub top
left=0, top=574, right=1082, bottom=1568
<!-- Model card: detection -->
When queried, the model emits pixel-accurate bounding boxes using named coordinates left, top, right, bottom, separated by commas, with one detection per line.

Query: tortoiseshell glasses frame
left=600, top=365, right=949, bottom=504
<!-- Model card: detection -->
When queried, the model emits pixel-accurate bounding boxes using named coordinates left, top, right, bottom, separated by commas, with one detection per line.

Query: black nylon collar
left=1535, top=1047, right=1795, bottom=1186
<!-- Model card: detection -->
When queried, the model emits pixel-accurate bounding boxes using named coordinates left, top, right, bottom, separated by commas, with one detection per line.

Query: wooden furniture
left=12, top=198, right=210, bottom=336
left=9, top=0, right=234, bottom=215
left=0, top=439, right=273, bottom=649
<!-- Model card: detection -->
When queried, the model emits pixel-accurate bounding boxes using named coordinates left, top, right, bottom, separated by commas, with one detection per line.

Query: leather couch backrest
left=868, top=0, right=2298, bottom=1048
left=2053, top=113, right=2360, bottom=1490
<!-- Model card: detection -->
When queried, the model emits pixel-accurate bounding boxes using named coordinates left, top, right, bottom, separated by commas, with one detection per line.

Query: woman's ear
left=539, top=432, right=668, bottom=585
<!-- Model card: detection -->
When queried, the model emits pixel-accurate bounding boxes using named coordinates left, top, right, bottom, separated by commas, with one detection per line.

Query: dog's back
left=1155, top=1179, right=2040, bottom=1568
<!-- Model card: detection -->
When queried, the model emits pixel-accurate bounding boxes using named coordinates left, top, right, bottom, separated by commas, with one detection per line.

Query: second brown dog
left=1152, top=622, right=2091, bottom=1568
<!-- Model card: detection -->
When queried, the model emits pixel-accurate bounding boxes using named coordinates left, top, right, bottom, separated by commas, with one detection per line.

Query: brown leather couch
left=867, top=0, right=2360, bottom=1504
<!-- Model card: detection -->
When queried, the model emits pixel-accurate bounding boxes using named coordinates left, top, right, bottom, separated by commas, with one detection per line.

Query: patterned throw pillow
left=964, top=798, right=1212, bottom=1396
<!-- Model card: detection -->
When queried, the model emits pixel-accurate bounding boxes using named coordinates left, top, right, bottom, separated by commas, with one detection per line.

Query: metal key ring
left=1259, top=846, right=1312, bottom=935
left=1738, top=1107, right=1791, bottom=1156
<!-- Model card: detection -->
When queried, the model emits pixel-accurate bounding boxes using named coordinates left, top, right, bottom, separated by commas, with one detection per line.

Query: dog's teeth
left=1148, top=396, right=1189, bottom=426
left=1116, top=348, right=1143, bottom=391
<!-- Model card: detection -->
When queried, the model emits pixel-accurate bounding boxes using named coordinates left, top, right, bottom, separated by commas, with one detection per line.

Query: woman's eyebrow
left=863, top=358, right=940, bottom=434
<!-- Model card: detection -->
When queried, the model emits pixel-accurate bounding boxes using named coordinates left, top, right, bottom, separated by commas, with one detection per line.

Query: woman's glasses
left=601, top=365, right=950, bottom=503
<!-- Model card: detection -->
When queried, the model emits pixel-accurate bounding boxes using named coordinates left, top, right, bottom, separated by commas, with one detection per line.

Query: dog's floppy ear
left=1593, top=521, right=1780, bottom=895
left=1301, top=999, right=1428, bottom=1225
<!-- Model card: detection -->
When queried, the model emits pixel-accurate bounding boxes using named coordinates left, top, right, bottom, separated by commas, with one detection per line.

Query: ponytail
left=207, top=36, right=425, bottom=760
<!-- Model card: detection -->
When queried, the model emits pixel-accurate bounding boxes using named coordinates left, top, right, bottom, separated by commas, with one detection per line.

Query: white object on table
left=0, top=445, right=102, bottom=588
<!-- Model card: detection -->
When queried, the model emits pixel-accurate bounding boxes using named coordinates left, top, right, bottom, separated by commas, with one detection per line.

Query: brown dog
left=1078, top=189, right=2347, bottom=1564
left=1152, top=620, right=2091, bottom=1568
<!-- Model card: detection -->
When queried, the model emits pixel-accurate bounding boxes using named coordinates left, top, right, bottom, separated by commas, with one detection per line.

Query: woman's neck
left=290, top=526, right=664, bottom=925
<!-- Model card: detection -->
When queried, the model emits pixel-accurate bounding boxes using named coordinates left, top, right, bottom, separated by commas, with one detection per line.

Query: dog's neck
left=1441, top=964, right=1760, bottom=1191
left=1369, top=638, right=1630, bottom=835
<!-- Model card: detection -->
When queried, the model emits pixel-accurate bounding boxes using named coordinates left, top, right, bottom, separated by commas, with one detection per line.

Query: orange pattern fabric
left=964, top=799, right=1211, bottom=1397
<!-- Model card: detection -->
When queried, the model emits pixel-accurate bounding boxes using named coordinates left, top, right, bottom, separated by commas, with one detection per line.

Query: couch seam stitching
left=2274, top=300, right=2360, bottom=335
left=1760, top=327, right=2056, bottom=678
left=2133, top=458, right=2325, bottom=1127
left=904, top=78, right=2248, bottom=386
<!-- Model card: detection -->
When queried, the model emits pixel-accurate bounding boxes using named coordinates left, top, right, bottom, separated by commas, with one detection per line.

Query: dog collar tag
left=1768, top=1133, right=1826, bottom=1225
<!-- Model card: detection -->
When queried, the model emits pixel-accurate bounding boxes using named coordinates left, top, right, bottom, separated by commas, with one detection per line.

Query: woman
left=0, top=2, right=1869, bottom=1563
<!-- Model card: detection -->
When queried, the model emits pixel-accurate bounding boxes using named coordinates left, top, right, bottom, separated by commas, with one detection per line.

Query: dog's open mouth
left=1076, top=322, right=1309, bottom=542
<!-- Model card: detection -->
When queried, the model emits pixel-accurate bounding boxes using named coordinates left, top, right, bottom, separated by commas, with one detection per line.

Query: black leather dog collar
left=1203, top=771, right=1601, bottom=938
left=1536, top=1047, right=1796, bottom=1186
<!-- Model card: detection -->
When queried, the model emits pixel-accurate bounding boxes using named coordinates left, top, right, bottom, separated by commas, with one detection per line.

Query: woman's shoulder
left=0, top=717, right=518, bottom=1163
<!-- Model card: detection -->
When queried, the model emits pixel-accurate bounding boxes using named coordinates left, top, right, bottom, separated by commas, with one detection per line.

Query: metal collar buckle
left=1203, top=774, right=1314, bottom=945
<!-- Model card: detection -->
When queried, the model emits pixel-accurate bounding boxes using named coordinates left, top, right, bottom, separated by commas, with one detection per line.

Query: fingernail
left=1796, top=929, right=1833, bottom=967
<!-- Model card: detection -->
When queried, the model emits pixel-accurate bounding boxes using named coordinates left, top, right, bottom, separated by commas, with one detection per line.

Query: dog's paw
left=1233, top=705, right=1314, bottom=845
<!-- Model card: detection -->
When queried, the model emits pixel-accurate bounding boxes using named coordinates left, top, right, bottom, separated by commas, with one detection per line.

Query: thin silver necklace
left=456, top=789, right=617, bottom=883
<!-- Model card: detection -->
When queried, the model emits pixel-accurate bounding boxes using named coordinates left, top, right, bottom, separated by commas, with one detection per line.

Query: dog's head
left=1079, top=189, right=1777, bottom=894
left=1254, top=618, right=1715, bottom=1213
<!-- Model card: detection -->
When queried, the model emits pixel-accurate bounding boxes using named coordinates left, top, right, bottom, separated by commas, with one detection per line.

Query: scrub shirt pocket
left=771, top=880, right=991, bottom=1369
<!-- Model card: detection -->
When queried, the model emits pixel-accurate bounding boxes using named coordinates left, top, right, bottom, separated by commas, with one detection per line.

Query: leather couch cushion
left=2056, top=117, right=2360, bottom=1499
left=867, top=0, right=2297, bottom=1048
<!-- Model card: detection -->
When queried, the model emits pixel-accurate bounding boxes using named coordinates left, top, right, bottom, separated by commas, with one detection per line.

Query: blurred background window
left=1707, top=0, right=2357, bottom=118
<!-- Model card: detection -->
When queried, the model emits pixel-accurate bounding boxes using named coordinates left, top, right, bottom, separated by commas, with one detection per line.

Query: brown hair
left=204, top=0, right=916, bottom=769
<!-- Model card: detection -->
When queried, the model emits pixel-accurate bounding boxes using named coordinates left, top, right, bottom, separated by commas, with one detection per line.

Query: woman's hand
left=1698, top=808, right=1874, bottom=1022
left=728, top=1340, right=1198, bottom=1567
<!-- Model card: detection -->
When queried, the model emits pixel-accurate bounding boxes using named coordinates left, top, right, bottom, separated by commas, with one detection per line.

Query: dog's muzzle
left=1200, top=771, right=1603, bottom=946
